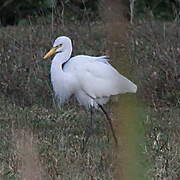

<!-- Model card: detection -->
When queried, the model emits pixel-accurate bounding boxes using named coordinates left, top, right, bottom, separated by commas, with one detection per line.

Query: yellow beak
left=43, top=47, right=58, bottom=59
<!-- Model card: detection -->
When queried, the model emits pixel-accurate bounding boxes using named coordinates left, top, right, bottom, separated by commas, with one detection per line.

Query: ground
left=0, top=18, right=179, bottom=179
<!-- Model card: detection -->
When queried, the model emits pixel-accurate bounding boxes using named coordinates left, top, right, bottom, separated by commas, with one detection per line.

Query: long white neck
left=50, top=37, right=74, bottom=104
left=51, top=47, right=72, bottom=73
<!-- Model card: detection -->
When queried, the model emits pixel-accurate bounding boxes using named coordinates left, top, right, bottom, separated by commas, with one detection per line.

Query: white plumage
left=43, top=36, right=137, bottom=109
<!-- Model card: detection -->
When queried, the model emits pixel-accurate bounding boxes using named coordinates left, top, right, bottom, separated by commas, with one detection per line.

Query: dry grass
left=0, top=20, right=115, bottom=179
left=0, top=95, right=114, bottom=179
left=131, top=22, right=180, bottom=107
left=131, top=21, right=180, bottom=180
left=13, top=129, right=46, bottom=180
left=0, top=9, right=179, bottom=180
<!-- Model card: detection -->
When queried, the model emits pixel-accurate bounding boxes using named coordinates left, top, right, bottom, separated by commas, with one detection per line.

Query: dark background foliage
left=135, top=0, right=180, bottom=20
left=0, top=0, right=180, bottom=26
left=0, top=0, right=100, bottom=26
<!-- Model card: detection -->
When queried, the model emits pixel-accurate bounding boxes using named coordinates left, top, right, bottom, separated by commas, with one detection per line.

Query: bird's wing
left=64, top=55, right=137, bottom=98
left=69, top=55, right=109, bottom=64
left=90, top=56, right=109, bottom=64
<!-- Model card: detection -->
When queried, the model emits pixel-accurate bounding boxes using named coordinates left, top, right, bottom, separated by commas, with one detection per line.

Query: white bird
left=43, top=36, right=137, bottom=145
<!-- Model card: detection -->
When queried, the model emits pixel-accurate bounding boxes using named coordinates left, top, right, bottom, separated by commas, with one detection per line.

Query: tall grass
left=0, top=19, right=115, bottom=179
left=0, top=3, right=179, bottom=180
left=131, top=21, right=180, bottom=179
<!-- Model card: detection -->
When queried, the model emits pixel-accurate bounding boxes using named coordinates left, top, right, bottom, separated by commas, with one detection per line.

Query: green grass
left=0, top=95, right=115, bottom=179
left=0, top=18, right=179, bottom=179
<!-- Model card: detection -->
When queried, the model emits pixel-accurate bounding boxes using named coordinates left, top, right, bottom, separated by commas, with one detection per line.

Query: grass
left=144, top=107, right=180, bottom=179
left=131, top=21, right=180, bottom=180
left=0, top=15, right=179, bottom=180
left=0, top=20, right=116, bottom=179
left=0, top=95, right=113, bottom=179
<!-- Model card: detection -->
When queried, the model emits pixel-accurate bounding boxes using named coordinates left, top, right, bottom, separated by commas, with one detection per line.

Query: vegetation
left=0, top=0, right=180, bottom=26
left=135, top=0, right=180, bottom=20
left=0, top=1, right=179, bottom=180
left=0, top=0, right=100, bottom=25
left=131, top=22, right=180, bottom=179
left=0, top=21, right=116, bottom=179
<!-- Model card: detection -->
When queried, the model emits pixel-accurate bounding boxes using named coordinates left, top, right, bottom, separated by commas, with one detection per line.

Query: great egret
left=43, top=36, right=137, bottom=145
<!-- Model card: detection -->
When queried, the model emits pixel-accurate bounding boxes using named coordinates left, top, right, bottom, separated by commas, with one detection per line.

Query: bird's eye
left=57, top=44, right=62, bottom=48
left=54, top=44, right=61, bottom=49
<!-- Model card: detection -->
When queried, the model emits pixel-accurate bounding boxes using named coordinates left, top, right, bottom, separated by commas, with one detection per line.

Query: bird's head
left=43, top=36, right=72, bottom=59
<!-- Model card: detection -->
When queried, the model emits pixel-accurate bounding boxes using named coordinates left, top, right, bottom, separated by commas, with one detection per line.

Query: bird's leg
left=98, top=104, right=118, bottom=145
left=81, top=106, right=94, bottom=153
left=90, top=105, right=93, bottom=129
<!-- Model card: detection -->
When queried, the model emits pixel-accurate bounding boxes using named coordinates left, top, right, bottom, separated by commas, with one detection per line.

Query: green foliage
left=0, top=0, right=54, bottom=25
left=0, top=0, right=100, bottom=26
left=0, top=0, right=179, bottom=26
left=135, top=0, right=180, bottom=20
